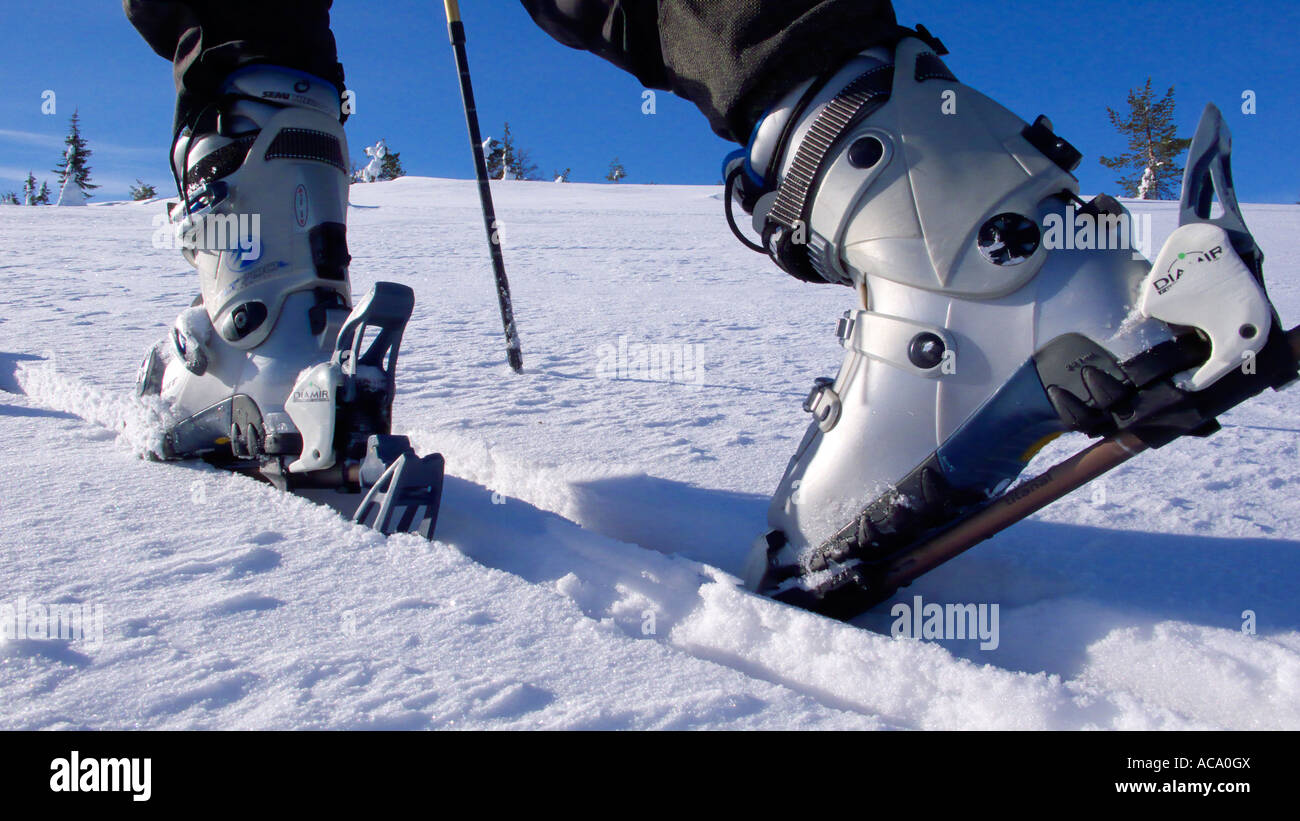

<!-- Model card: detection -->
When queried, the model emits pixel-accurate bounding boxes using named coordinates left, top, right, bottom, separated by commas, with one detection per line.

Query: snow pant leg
left=122, top=0, right=345, bottom=129
left=519, top=0, right=910, bottom=143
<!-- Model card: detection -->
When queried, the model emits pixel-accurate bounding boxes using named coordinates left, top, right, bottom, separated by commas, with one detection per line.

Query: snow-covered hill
left=2, top=178, right=1298, bottom=729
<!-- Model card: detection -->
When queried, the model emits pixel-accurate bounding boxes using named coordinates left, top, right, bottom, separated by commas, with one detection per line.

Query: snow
left=1, top=177, right=1299, bottom=729
left=54, top=173, right=86, bottom=207
left=355, top=139, right=387, bottom=184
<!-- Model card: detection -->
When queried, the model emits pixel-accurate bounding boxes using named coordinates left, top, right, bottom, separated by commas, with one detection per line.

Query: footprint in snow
left=472, top=682, right=554, bottom=720
left=225, top=547, right=281, bottom=579
left=121, top=616, right=160, bottom=638
left=145, top=671, right=258, bottom=717
left=207, top=592, right=282, bottom=615
left=0, top=639, right=92, bottom=667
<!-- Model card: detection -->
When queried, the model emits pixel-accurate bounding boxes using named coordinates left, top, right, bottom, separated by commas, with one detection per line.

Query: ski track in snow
left=2, top=179, right=1299, bottom=729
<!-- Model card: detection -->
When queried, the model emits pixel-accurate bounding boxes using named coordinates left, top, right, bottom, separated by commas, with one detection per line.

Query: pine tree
left=23, top=172, right=38, bottom=205
left=510, top=148, right=539, bottom=181
left=379, top=148, right=405, bottom=180
left=486, top=123, right=539, bottom=181
left=52, top=110, right=99, bottom=200
left=1, top=193, right=18, bottom=205
left=129, top=179, right=158, bottom=201
left=499, top=123, right=516, bottom=181
left=606, top=158, right=627, bottom=183
left=553, top=168, right=571, bottom=183
left=1099, top=79, right=1191, bottom=200
left=35, top=181, right=51, bottom=205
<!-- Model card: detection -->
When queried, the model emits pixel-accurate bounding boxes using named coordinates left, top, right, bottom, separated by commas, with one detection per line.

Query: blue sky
left=2, top=0, right=1297, bottom=202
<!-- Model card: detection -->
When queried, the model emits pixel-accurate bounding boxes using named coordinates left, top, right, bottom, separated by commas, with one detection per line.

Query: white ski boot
left=137, top=66, right=444, bottom=537
left=724, top=35, right=1297, bottom=616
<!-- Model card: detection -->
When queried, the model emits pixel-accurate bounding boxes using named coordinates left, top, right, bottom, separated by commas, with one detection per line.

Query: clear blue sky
left=2, top=0, right=1297, bottom=202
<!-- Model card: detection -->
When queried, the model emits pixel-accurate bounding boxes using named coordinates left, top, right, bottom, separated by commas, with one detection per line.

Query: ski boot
left=723, top=34, right=1298, bottom=618
left=136, top=66, right=444, bottom=538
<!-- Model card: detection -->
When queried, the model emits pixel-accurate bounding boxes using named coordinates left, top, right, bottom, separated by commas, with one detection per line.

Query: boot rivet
left=977, top=213, right=1040, bottom=266
left=909, top=333, right=946, bottom=370
left=220, top=301, right=268, bottom=342
left=848, top=137, right=885, bottom=169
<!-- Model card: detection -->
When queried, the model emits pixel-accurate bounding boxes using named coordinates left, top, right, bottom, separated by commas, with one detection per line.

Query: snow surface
left=2, top=178, right=1299, bottom=730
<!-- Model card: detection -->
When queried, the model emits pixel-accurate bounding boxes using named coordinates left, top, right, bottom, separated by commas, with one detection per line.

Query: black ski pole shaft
left=442, top=0, right=524, bottom=373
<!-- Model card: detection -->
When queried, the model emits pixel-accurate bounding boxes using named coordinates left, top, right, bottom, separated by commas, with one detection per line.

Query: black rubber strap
left=762, top=72, right=837, bottom=187
left=184, top=134, right=257, bottom=192
left=767, top=64, right=894, bottom=231
left=265, top=128, right=347, bottom=172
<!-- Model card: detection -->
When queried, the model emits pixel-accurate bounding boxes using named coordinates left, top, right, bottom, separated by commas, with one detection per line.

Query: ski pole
left=442, top=0, right=524, bottom=373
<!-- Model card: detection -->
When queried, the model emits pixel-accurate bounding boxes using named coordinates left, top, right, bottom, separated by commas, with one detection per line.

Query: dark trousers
left=124, top=0, right=346, bottom=133
left=125, top=0, right=904, bottom=143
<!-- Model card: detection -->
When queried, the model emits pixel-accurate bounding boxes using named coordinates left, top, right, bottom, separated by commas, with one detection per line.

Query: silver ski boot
left=723, top=34, right=1297, bottom=616
left=137, top=66, right=443, bottom=537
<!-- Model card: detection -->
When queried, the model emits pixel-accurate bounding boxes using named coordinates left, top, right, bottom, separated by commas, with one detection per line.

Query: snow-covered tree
left=350, top=139, right=404, bottom=182
left=485, top=123, right=539, bottom=181
left=35, top=181, right=51, bottom=205
left=1, top=193, right=19, bottom=205
left=55, top=147, right=88, bottom=206
left=22, top=172, right=38, bottom=205
left=606, top=158, right=627, bottom=183
left=379, top=147, right=404, bottom=181
left=1099, top=79, right=1191, bottom=200
left=484, top=137, right=503, bottom=178
left=354, top=139, right=386, bottom=183
left=553, top=167, right=571, bottom=183
left=129, top=179, right=157, bottom=201
left=51, top=110, right=98, bottom=201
